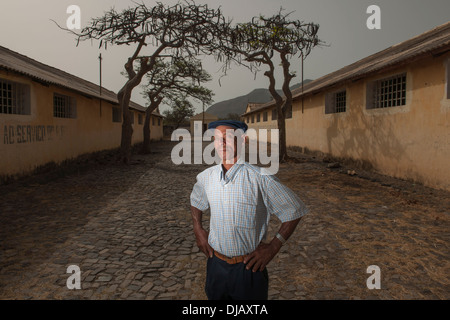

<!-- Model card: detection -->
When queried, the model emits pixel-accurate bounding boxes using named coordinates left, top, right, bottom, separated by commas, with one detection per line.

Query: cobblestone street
left=0, top=141, right=449, bottom=300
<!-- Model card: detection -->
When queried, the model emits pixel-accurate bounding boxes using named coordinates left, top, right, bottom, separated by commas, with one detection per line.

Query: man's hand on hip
left=191, top=205, right=213, bottom=258
left=194, top=226, right=213, bottom=258
left=244, top=241, right=281, bottom=272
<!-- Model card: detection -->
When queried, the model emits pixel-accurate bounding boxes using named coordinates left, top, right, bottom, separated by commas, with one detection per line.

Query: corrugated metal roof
left=242, top=21, right=450, bottom=116
left=0, top=45, right=163, bottom=116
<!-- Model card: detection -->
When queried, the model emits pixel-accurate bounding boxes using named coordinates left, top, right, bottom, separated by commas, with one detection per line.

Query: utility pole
left=202, top=101, right=205, bottom=134
left=301, top=53, right=304, bottom=114
left=99, top=53, right=103, bottom=117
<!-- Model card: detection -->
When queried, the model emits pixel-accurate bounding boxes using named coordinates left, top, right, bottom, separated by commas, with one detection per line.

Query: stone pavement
left=0, top=141, right=449, bottom=300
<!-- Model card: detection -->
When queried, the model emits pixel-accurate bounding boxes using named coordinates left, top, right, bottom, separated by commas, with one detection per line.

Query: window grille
left=0, top=79, right=30, bottom=115
left=325, top=89, right=346, bottom=114
left=371, top=73, right=406, bottom=109
left=335, top=91, right=347, bottom=113
left=54, top=93, right=76, bottom=118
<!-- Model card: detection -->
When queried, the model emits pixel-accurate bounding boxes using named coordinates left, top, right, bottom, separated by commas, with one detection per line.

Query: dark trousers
left=205, top=254, right=269, bottom=300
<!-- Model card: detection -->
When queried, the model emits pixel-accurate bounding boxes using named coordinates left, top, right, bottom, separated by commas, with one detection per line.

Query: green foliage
left=141, top=55, right=214, bottom=110
left=230, top=8, right=321, bottom=61
left=163, top=99, right=195, bottom=129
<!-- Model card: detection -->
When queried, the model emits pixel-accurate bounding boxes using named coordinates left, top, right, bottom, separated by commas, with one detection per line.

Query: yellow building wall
left=244, top=110, right=279, bottom=143
left=287, top=53, right=450, bottom=191
left=0, top=71, right=162, bottom=180
left=189, top=113, right=219, bottom=136
left=148, top=114, right=164, bottom=141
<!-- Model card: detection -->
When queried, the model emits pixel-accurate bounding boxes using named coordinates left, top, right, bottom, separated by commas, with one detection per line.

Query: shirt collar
left=219, top=157, right=245, bottom=184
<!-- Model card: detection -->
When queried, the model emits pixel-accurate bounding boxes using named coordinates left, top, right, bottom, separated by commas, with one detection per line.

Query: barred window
left=272, top=108, right=278, bottom=121
left=335, top=91, right=347, bottom=113
left=54, top=93, right=76, bottom=118
left=263, top=111, right=268, bottom=122
left=112, top=107, right=121, bottom=123
left=325, top=90, right=347, bottom=114
left=152, top=116, right=155, bottom=125
left=256, top=113, right=260, bottom=122
left=138, top=113, right=143, bottom=125
left=0, top=79, right=30, bottom=115
left=367, top=73, right=406, bottom=109
left=251, top=115, right=254, bottom=123
left=158, top=118, right=161, bottom=126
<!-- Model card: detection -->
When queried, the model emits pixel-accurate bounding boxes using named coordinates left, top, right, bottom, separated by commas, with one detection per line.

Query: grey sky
left=1, top=0, right=449, bottom=114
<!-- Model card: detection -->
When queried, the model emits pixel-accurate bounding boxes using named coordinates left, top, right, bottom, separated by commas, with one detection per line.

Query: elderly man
left=190, top=120, right=309, bottom=300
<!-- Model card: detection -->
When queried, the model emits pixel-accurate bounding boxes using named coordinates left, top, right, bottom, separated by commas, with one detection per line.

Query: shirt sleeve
left=190, top=173, right=210, bottom=211
left=263, top=175, right=309, bottom=222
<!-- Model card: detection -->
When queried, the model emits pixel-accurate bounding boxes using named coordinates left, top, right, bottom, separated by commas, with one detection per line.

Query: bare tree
left=72, top=1, right=229, bottom=163
left=141, top=56, right=213, bottom=153
left=223, top=9, right=321, bottom=162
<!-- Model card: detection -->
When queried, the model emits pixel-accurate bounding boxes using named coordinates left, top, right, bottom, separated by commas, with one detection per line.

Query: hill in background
left=205, top=80, right=313, bottom=119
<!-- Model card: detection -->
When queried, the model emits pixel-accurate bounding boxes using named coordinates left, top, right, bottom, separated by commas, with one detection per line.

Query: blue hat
left=208, top=120, right=248, bottom=132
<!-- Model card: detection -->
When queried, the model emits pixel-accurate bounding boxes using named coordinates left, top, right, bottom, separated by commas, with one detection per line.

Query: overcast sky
left=1, top=0, right=449, bottom=114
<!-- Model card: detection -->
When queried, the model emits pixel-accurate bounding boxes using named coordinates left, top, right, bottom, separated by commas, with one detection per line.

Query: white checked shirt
left=190, top=160, right=309, bottom=257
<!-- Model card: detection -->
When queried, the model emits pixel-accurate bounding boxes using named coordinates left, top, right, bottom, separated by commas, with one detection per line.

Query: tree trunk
left=119, top=91, right=133, bottom=164
left=142, top=101, right=160, bottom=154
left=279, top=53, right=295, bottom=162
left=273, top=100, right=288, bottom=163
left=118, top=58, right=151, bottom=163
left=142, top=108, right=153, bottom=154
left=142, top=119, right=151, bottom=155
left=263, top=60, right=287, bottom=163
left=248, top=52, right=290, bottom=163
left=277, top=108, right=288, bottom=163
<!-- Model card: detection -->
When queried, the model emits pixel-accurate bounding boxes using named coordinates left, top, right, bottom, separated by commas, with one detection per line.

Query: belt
left=214, top=250, right=247, bottom=265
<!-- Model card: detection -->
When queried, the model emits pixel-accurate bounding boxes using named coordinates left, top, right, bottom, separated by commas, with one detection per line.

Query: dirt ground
left=268, top=147, right=449, bottom=299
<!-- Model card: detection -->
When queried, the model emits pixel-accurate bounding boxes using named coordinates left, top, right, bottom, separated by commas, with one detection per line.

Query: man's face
left=213, top=125, right=245, bottom=162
